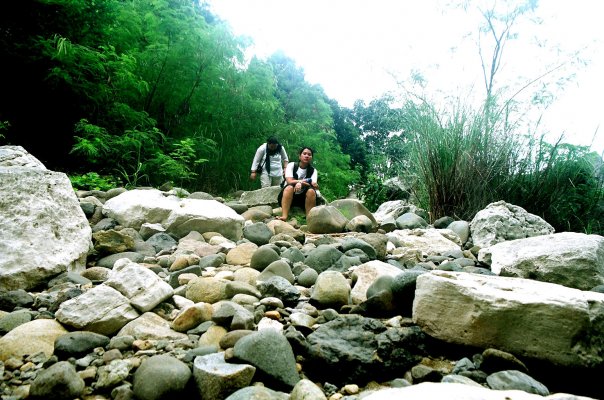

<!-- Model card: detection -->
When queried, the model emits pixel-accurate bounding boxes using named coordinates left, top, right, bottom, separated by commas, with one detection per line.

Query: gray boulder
left=396, top=212, right=428, bottom=229
left=447, top=220, right=470, bottom=245
left=373, top=200, right=420, bottom=232
left=258, top=259, right=295, bottom=284
left=0, top=309, right=32, bottom=334
left=362, top=382, right=570, bottom=400
left=225, top=386, right=288, bottom=400
left=329, top=199, right=377, bottom=227
left=345, top=215, right=375, bottom=233
left=433, top=216, right=455, bottom=229
left=307, top=205, right=348, bottom=234
left=54, top=331, right=110, bottom=359
left=233, top=330, right=300, bottom=390
left=303, top=314, right=425, bottom=386
left=304, top=245, right=343, bottom=273
left=250, top=245, right=281, bottom=271
left=133, top=355, right=192, bottom=400
left=96, top=251, right=145, bottom=269
left=341, top=237, right=377, bottom=260
left=257, top=276, right=300, bottom=306
left=486, top=370, right=549, bottom=395
left=146, top=232, right=178, bottom=254
left=29, top=361, right=85, bottom=400
left=243, top=222, right=273, bottom=246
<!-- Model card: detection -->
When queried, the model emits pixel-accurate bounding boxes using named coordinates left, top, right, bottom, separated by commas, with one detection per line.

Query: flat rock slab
left=412, top=271, right=604, bottom=367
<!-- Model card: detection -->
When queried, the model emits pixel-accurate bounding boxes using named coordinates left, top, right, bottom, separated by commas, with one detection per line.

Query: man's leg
left=260, top=172, right=270, bottom=188
left=279, top=186, right=295, bottom=220
left=305, top=189, right=317, bottom=216
left=270, top=175, right=282, bottom=187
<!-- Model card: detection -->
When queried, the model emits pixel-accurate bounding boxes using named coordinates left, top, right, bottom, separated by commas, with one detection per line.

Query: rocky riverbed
left=1, top=145, right=603, bottom=400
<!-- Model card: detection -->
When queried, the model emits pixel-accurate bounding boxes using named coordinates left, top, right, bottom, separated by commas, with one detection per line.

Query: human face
left=267, top=143, right=278, bottom=151
left=299, top=148, right=313, bottom=165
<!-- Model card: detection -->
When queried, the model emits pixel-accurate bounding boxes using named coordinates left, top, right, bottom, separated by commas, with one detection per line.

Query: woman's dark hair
left=267, top=136, right=279, bottom=145
left=298, top=146, right=314, bottom=156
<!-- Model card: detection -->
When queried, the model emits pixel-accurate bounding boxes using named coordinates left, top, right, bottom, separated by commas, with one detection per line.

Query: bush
left=499, top=141, right=604, bottom=234
left=69, top=172, right=120, bottom=191
left=358, top=174, right=410, bottom=212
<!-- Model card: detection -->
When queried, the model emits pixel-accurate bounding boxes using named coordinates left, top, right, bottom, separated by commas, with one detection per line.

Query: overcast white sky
left=207, top=0, right=604, bottom=154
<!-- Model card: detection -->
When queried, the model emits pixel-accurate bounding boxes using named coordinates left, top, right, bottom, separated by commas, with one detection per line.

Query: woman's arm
left=284, top=163, right=297, bottom=184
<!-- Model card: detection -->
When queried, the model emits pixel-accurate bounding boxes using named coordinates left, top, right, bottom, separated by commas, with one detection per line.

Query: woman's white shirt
left=285, top=162, right=318, bottom=183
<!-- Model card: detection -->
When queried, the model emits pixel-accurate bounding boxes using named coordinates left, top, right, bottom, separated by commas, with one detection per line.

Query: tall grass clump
left=401, top=98, right=604, bottom=233
left=402, top=100, right=520, bottom=221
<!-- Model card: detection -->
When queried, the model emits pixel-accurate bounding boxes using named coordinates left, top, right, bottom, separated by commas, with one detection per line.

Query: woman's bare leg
left=305, top=189, right=317, bottom=216
left=279, top=186, right=295, bottom=220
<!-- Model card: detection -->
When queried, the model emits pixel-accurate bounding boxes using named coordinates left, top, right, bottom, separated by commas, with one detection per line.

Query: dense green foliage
left=69, top=172, right=121, bottom=192
left=0, top=0, right=360, bottom=199
left=1, top=0, right=602, bottom=233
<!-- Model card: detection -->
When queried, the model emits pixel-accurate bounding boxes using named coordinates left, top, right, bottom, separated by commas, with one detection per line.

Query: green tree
left=350, top=95, right=408, bottom=181
left=329, top=99, right=368, bottom=177
left=0, top=0, right=120, bottom=166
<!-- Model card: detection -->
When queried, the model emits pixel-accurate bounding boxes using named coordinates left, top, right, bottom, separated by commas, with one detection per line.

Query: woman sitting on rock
left=277, top=146, right=319, bottom=221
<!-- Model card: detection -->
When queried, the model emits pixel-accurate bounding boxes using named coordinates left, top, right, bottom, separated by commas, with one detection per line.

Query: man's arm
left=250, top=145, right=264, bottom=180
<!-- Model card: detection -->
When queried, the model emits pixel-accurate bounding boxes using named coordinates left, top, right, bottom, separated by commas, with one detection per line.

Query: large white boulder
left=0, top=145, right=47, bottom=169
left=0, top=146, right=92, bottom=290
left=469, top=201, right=554, bottom=248
left=102, top=189, right=174, bottom=228
left=478, top=232, right=604, bottom=290
left=103, top=189, right=244, bottom=240
left=412, top=271, right=604, bottom=367
left=163, top=198, right=244, bottom=241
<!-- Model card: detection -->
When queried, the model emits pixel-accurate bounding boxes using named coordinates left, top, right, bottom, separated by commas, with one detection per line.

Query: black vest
left=293, top=162, right=314, bottom=180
